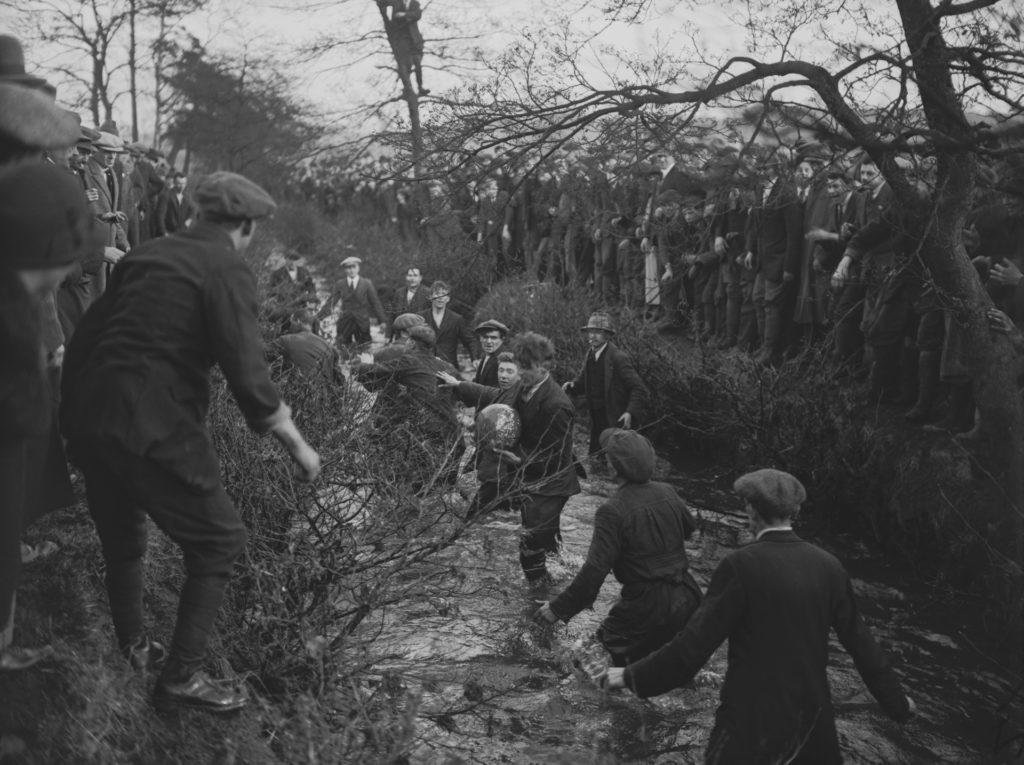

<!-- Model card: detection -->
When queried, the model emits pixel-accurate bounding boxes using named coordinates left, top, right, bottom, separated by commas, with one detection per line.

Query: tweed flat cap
left=599, top=428, right=655, bottom=483
left=733, top=469, right=806, bottom=518
left=408, top=324, right=436, bottom=347
left=193, top=171, right=276, bottom=221
left=93, top=131, right=125, bottom=153
left=340, top=255, right=362, bottom=267
left=0, top=163, right=101, bottom=269
left=474, top=319, right=509, bottom=336
left=581, top=312, right=615, bottom=335
left=393, top=312, right=426, bottom=332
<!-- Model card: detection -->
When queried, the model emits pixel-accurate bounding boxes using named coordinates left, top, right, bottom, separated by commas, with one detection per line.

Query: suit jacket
left=335, top=276, right=388, bottom=330
left=156, top=190, right=196, bottom=236
left=566, top=342, right=647, bottom=426
left=390, top=284, right=431, bottom=316
left=473, top=351, right=500, bottom=387
left=454, top=375, right=581, bottom=497
left=420, top=308, right=477, bottom=367
left=61, top=222, right=281, bottom=493
left=750, top=178, right=803, bottom=283
left=624, top=529, right=911, bottom=764
left=85, top=157, right=128, bottom=249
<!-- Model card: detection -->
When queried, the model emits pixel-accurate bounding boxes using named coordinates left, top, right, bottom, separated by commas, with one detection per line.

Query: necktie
left=106, top=169, right=116, bottom=203
left=348, top=278, right=354, bottom=288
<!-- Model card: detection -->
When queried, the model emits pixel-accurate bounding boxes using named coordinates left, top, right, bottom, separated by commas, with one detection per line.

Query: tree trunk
left=129, top=0, right=139, bottom=141
left=154, top=14, right=167, bottom=147
left=896, top=0, right=1024, bottom=653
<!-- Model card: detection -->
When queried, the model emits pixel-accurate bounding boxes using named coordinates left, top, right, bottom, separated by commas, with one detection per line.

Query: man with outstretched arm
left=62, top=172, right=321, bottom=714
left=598, top=469, right=914, bottom=764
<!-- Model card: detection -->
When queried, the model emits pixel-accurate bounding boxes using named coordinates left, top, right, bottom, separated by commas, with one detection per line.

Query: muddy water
left=356, top=456, right=1014, bottom=765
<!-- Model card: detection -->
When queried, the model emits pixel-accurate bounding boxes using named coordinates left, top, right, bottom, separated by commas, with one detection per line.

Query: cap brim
left=0, top=83, right=79, bottom=149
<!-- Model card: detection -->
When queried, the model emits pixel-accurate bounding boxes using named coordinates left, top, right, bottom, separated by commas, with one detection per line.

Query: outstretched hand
left=436, top=370, right=460, bottom=387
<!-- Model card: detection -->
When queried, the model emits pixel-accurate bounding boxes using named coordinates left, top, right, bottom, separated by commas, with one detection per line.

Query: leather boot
left=904, top=350, right=941, bottom=423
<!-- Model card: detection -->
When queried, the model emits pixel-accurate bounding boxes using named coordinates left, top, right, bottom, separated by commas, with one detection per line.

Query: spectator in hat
left=1, top=163, right=98, bottom=672
left=329, top=255, right=388, bottom=348
left=600, top=468, right=914, bottom=764
left=535, top=428, right=701, bottom=666
left=472, top=319, right=509, bottom=387
left=374, top=311, right=427, bottom=362
left=563, top=312, right=647, bottom=465
left=420, top=280, right=478, bottom=368
left=86, top=131, right=129, bottom=249
left=156, top=171, right=195, bottom=236
left=266, top=247, right=318, bottom=332
left=61, top=170, right=321, bottom=713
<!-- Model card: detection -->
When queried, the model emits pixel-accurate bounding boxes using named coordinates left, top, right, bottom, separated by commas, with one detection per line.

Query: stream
left=358, top=455, right=1017, bottom=764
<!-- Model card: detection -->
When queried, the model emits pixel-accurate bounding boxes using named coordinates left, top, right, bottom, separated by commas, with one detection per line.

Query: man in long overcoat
left=601, top=469, right=914, bottom=764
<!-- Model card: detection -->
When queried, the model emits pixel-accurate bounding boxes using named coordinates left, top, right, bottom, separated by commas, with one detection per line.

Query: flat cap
left=93, top=131, right=125, bottom=153
left=0, top=82, right=79, bottom=149
left=474, top=319, right=509, bottom=336
left=733, top=469, right=806, bottom=518
left=408, top=324, right=436, bottom=347
left=0, top=162, right=101, bottom=269
left=193, top=171, right=276, bottom=222
left=599, top=428, right=655, bottom=483
left=393, top=312, right=426, bottom=332
left=145, top=147, right=164, bottom=161
left=340, top=255, right=362, bottom=267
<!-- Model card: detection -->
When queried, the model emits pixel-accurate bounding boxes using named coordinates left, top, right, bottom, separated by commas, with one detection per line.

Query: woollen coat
left=420, top=307, right=478, bottom=368
left=623, top=529, right=911, bottom=765
left=565, top=341, right=647, bottom=427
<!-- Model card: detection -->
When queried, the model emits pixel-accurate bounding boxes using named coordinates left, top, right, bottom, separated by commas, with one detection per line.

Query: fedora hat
left=581, top=312, right=615, bottom=335
left=0, top=35, right=55, bottom=98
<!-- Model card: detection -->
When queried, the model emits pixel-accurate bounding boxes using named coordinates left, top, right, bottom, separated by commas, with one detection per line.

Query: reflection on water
left=356, top=472, right=1012, bottom=764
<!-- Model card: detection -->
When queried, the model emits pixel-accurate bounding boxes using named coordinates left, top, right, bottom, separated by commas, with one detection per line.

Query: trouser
left=335, top=314, right=370, bottom=347
left=466, top=479, right=516, bottom=520
left=76, top=444, right=247, bottom=681
left=0, top=439, right=31, bottom=650
left=738, top=277, right=758, bottom=350
left=519, top=494, right=568, bottom=580
left=617, top=239, right=643, bottom=308
left=594, top=237, right=615, bottom=302
left=587, top=407, right=613, bottom=456
left=833, top=282, right=866, bottom=367
left=724, top=277, right=742, bottom=344
left=754, top=275, right=792, bottom=359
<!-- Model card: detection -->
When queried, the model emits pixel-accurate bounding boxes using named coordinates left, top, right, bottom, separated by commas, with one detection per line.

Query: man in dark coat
left=472, top=318, right=509, bottom=388
left=390, top=265, right=431, bottom=316
left=563, top=312, right=647, bottom=460
left=155, top=172, right=195, bottom=236
left=536, top=429, right=701, bottom=666
left=381, top=0, right=428, bottom=96
left=439, top=332, right=580, bottom=583
left=61, top=172, right=321, bottom=713
left=601, top=468, right=914, bottom=764
left=420, top=280, right=478, bottom=369
left=331, top=255, right=389, bottom=347
left=269, top=309, right=338, bottom=381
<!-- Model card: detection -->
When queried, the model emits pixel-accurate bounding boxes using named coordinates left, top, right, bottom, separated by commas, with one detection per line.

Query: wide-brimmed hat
left=0, top=35, right=55, bottom=97
left=340, top=255, right=362, bottom=267
left=581, top=312, right=615, bottom=335
left=474, top=319, right=509, bottom=337
left=0, top=162, right=102, bottom=269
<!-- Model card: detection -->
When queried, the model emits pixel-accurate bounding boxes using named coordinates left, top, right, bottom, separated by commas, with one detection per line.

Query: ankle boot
left=905, top=350, right=940, bottom=423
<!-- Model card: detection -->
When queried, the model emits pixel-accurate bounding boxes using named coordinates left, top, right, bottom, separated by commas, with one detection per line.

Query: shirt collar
left=522, top=372, right=549, bottom=401
left=592, top=343, right=608, bottom=361
left=756, top=525, right=793, bottom=541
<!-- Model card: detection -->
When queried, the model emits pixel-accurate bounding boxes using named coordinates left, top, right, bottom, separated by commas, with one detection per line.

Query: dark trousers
left=587, top=407, right=612, bottom=456
left=519, top=494, right=568, bottom=580
left=335, top=314, right=370, bottom=347
left=76, top=444, right=246, bottom=678
left=0, top=439, right=30, bottom=644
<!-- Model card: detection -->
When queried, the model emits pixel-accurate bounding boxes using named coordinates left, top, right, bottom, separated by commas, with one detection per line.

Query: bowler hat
left=0, top=35, right=55, bottom=97
left=474, top=319, right=509, bottom=336
left=193, top=171, right=276, bottom=222
left=581, top=312, right=615, bottom=335
left=340, top=255, right=362, bottom=267
left=0, top=83, right=78, bottom=149
left=0, top=163, right=101, bottom=270
left=733, top=469, right=806, bottom=518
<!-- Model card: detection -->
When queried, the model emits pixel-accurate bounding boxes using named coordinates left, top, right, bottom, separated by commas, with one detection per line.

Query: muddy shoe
left=153, top=671, right=248, bottom=713
left=123, top=637, right=168, bottom=671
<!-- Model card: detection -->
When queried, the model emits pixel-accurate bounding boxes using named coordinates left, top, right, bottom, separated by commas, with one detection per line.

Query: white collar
left=756, top=525, right=793, bottom=541
left=592, top=343, right=608, bottom=360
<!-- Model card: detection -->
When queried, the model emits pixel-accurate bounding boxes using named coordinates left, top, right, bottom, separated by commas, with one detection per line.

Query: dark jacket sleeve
left=624, top=556, right=744, bottom=698
left=155, top=192, right=169, bottom=236
left=784, top=196, right=804, bottom=276
left=611, top=348, right=646, bottom=420
left=367, top=281, right=388, bottom=326
left=458, top=317, right=479, bottom=361
left=454, top=380, right=500, bottom=408
left=831, top=573, right=912, bottom=721
left=204, top=257, right=281, bottom=431
left=550, top=501, right=621, bottom=619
